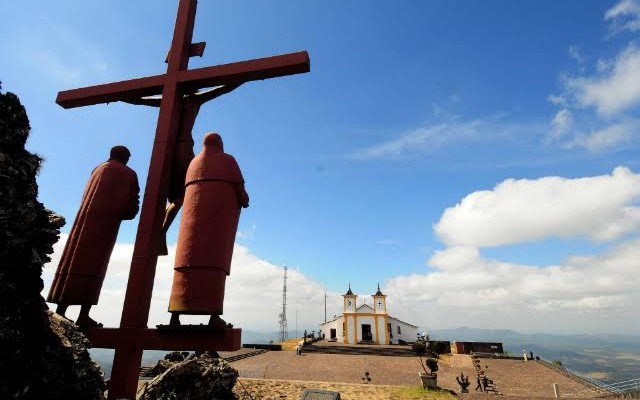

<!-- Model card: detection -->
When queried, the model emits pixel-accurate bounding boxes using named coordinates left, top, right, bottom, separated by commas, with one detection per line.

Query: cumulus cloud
left=566, top=44, right=640, bottom=117
left=605, top=0, right=640, bottom=34
left=42, top=235, right=338, bottom=332
left=434, top=167, right=640, bottom=247
left=384, top=238, right=640, bottom=333
left=382, top=167, right=640, bottom=333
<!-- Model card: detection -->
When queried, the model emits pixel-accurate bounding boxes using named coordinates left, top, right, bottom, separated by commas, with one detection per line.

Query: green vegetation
left=390, top=387, right=457, bottom=399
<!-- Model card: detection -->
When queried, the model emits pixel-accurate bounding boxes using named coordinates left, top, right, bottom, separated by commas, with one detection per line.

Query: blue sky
left=2, top=0, right=640, bottom=334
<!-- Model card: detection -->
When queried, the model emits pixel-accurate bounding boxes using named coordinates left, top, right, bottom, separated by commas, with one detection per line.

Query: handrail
left=537, top=356, right=621, bottom=395
left=606, top=378, right=640, bottom=392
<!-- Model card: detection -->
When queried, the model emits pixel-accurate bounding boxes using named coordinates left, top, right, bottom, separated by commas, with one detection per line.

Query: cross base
left=86, top=326, right=241, bottom=399
left=85, top=326, right=241, bottom=351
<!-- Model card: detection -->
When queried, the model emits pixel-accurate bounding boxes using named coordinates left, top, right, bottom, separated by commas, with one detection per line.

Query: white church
left=319, top=285, right=418, bottom=345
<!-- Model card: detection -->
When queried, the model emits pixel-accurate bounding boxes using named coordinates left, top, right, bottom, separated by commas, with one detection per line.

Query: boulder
left=138, top=354, right=238, bottom=400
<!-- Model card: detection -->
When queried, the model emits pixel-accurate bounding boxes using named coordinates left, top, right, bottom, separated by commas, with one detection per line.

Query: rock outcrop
left=138, top=353, right=238, bottom=400
left=0, top=89, right=105, bottom=399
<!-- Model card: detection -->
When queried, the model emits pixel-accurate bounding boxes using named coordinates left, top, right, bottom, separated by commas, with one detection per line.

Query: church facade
left=319, top=285, right=418, bottom=345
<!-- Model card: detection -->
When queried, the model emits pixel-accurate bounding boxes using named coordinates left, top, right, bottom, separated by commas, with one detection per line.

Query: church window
left=387, top=323, right=392, bottom=338
left=397, top=326, right=401, bottom=334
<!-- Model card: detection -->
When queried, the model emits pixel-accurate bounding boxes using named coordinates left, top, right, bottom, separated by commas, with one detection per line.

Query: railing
left=606, top=378, right=640, bottom=394
left=537, top=356, right=622, bottom=395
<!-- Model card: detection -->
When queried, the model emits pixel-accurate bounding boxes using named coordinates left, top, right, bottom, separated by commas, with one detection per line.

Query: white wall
left=376, top=315, right=388, bottom=344
left=388, top=318, right=418, bottom=344
left=346, top=315, right=356, bottom=344
left=319, top=318, right=343, bottom=341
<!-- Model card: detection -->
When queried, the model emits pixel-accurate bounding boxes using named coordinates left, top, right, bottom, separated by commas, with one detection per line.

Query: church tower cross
left=55, top=1, right=310, bottom=399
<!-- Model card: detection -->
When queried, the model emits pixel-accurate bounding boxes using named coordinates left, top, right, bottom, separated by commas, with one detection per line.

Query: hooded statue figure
left=169, top=132, right=249, bottom=327
left=47, top=145, right=139, bottom=328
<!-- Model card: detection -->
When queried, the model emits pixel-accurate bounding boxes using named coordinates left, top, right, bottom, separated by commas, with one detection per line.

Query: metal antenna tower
left=278, top=266, right=288, bottom=342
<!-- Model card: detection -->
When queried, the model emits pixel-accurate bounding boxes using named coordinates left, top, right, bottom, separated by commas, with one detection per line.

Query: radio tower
left=278, top=266, right=288, bottom=342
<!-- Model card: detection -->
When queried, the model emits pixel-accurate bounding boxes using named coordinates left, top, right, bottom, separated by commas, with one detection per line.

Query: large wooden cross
left=56, top=1, right=309, bottom=399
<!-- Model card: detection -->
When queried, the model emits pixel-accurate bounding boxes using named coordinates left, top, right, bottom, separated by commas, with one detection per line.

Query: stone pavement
left=229, top=351, right=604, bottom=398
left=463, top=358, right=603, bottom=398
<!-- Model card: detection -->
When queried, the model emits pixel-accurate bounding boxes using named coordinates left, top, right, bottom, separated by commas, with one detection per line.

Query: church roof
left=374, top=283, right=384, bottom=296
left=344, top=283, right=354, bottom=296
left=355, top=304, right=374, bottom=313
left=388, top=316, right=419, bottom=328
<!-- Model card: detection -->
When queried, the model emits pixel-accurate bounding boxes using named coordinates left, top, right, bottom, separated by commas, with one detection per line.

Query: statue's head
left=203, top=132, right=223, bottom=152
left=110, top=145, right=131, bottom=164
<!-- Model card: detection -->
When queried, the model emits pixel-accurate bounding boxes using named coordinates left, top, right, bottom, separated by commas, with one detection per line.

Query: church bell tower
left=342, top=284, right=357, bottom=344
left=372, top=283, right=389, bottom=345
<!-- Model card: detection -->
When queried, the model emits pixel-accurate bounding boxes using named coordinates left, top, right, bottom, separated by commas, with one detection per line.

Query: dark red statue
left=169, top=133, right=249, bottom=327
left=123, top=83, right=242, bottom=255
left=47, top=146, right=139, bottom=328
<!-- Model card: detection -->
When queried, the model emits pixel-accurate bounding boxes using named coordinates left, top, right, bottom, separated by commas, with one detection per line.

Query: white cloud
left=566, top=44, right=640, bottom=116
left=350, top=123, right=452, bottom=160
left=236, top=224, right=256, bottom=239
left=385, top=167, right=640, bottom=334
left=434, top=167, right=640, bottom=247
left=42, top=235, right=338, bottom=333
left=384, top=238, right=640, bottom=333
left=565, top=120, right=638, bottom=152
left=548, top=109, right=573, bottom=142
left=605, top=0, right=640, bottom=34
left=568, top=46, right=586, bottom=64
left=349, top=116, right=530, bottom=160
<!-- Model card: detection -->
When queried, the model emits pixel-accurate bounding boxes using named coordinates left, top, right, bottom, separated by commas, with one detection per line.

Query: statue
left=168, top=133, right=249, bottom=327
left=123, top=84, right=242, bottom=255
left=47, top=146, right=139, bottom=328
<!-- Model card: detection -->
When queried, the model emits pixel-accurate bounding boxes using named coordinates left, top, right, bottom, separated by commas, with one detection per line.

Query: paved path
left=230, top=352, right=604, bottom=398
left=469, top=358, right=602, bottom=398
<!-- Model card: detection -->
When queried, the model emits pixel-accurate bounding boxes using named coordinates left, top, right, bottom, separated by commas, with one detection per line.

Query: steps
left=224, top=349, right=267, bottom=363
left=302, top=344, right=416, bottom=357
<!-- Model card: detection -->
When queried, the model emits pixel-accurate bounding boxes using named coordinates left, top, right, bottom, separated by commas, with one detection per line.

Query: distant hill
left=430, top=327, right=640, bottom=383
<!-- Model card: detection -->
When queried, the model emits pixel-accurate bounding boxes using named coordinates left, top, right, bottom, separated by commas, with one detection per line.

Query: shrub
left=426, top=358, right=439, bottom=374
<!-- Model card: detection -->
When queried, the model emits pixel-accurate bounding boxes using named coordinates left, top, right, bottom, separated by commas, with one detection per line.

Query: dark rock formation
left=0, top=89, right=105, bottom=399
left=138, top=353, right=238, bottom=400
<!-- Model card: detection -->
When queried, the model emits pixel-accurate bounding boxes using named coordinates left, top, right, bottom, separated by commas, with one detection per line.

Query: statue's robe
left=47, top=159, right=139, bottom=305
left=170, top=133, right=248, bottom=315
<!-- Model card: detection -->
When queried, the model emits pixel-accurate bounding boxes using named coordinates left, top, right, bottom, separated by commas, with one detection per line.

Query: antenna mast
left=278, top=266, right=288, bottom=342
left=324, top=286, right=327, bottom=323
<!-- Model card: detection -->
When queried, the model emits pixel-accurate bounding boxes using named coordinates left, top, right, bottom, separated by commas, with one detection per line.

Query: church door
left=361, top=324, right=372, bottom=341
left=330, top=328, right=336, bottom=339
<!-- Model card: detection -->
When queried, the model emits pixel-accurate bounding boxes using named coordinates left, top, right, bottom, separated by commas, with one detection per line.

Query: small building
left=451, top=341, right=504, bottom=354
left=319, top=285, right=418, bottom=345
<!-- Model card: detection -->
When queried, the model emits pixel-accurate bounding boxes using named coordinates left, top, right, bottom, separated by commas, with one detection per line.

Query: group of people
left=475, top=374, right=491, bottom=392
